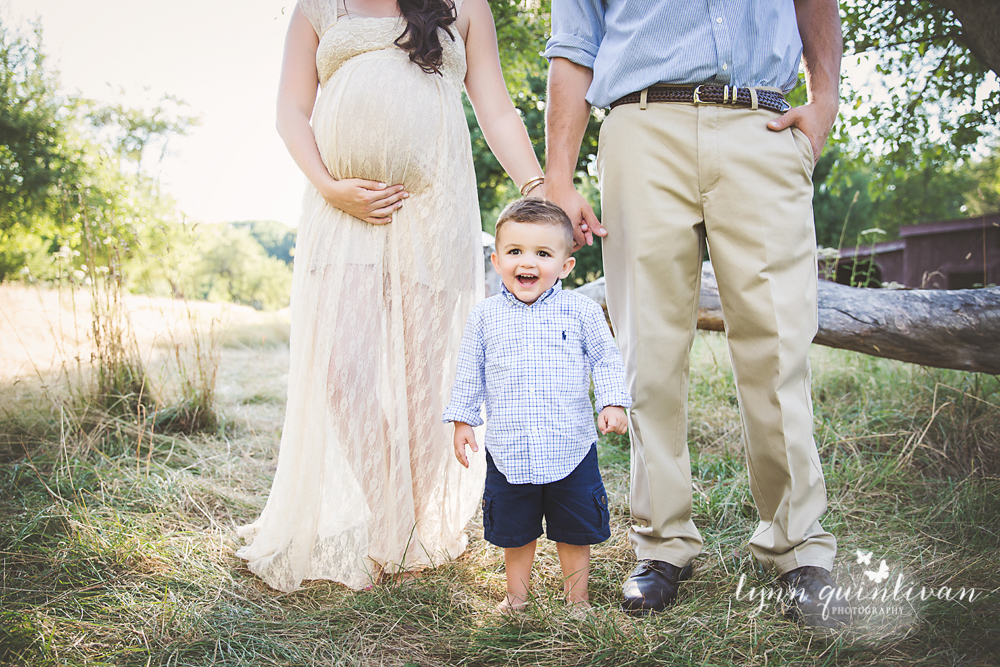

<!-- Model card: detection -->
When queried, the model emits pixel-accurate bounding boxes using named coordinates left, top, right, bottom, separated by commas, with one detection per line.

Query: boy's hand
left=598, top=406, right=628, bottom=435
left=452, top=422, right=479, bottom=468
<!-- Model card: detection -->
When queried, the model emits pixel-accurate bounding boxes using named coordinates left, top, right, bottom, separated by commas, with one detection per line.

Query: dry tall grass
left=1, top=298, right=998, bottom=666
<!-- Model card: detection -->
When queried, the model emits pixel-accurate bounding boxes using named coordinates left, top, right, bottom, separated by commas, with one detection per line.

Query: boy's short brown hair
left=495, top=198, right=575, bottom=252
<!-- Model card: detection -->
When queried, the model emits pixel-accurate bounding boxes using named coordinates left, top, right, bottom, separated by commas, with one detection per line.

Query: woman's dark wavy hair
left=394, top=0, right=457, bottom=75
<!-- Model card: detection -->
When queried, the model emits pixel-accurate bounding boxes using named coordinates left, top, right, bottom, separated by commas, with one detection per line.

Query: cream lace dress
left=236, top=0, right=486, bottom=592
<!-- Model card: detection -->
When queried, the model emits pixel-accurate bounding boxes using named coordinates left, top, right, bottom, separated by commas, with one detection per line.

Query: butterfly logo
left=864, top=559, right=890, bottom=584
left=855, top=550, right=872, bottom=566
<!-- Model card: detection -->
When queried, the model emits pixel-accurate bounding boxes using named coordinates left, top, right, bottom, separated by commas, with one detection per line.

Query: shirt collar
left=500, top=280, right=562, bottom=308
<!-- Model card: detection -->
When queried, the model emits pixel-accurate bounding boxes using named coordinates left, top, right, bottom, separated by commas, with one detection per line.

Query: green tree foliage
left=810, top=1, right=1000, bottom=244
left=129, top=221, right=293, bottom=311
left=0, top=16, right=202, bottom=285
left=85, top=94, right=199, bottom=177
left=868, top=145, right=978, bottom=235
left=491, top=0, right=551, bottom=97
left=964, top=142, right=1000, bottom=216
left=0, top=15, right=224, bottom=302
left=0, top=20, right=85, bottom=280
left=812, top=143, right=992, bottom=250
left=191, top=225, right=293, bottom=310
left=0, top=15, right=292, bottom=311
left=0, top=21, right=74, bottom=226
left=231, top=220, right=296, bottom=265
left=812, top=149, right=877, bottom=248
left=841, top=0, right=999, bottom=159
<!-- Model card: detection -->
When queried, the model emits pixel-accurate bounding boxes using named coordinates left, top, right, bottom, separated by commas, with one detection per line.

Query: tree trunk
left=931, top=0, right=1000, bottom=76
left=573, top=262, right=1000, bottom=375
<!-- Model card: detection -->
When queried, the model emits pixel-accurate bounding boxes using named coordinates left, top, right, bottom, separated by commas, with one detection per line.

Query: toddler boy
left=443, top=198, right=631, bottom=613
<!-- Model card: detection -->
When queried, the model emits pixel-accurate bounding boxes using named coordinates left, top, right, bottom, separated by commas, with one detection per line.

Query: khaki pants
left=596, top=101, right=836, bottom=574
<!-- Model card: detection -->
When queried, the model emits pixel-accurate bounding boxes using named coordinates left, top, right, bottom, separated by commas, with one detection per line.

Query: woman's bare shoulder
left=454, top=0, right=493, bottom=43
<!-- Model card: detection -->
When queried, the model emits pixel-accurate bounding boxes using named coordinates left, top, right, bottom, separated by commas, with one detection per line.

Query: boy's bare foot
left=496, top=597, right=529, bottom=616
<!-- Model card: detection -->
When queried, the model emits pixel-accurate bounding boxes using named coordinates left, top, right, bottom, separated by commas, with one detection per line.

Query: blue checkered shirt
left=443, top=281, right=631, bottom=485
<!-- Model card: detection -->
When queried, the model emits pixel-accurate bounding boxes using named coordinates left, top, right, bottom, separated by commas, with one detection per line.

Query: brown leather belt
left=610, top=85, right=790, bottom=114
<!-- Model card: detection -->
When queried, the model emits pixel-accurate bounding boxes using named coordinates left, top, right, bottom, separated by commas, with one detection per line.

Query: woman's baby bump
left=312, top=55, right=447, bottom=193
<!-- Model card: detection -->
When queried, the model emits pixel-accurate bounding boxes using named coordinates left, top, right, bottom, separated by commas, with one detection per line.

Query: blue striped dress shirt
left=443, top=281, right=632, bottom=485
left=545, top=0, right=804, bottom=108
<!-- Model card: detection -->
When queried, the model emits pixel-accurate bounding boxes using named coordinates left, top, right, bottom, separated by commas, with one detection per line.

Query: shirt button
left=722, top=62, right=729, bottom=70
left=716, top=17, right=723, bottom=23
left=528, top=388, right=535, bottom=394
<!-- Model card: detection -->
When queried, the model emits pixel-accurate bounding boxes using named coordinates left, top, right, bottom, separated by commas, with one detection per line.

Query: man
left=543, top=0, right=847, bottom=627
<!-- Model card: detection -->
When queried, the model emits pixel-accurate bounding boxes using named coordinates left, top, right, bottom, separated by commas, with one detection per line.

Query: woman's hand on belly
left=321, top=179, right=409, bottom=225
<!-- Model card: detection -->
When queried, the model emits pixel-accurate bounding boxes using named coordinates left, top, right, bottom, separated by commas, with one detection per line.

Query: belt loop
left=748, top=87, right=759, bottom=111
left=723, top=85, right=729, bottom=104
left=639, top=88, right=648, bottom=111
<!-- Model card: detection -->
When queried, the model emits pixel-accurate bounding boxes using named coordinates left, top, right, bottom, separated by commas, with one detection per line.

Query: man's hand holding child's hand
left=598, top=406, right=628, bottom=435
left=452, top=422, right=479, bottom=468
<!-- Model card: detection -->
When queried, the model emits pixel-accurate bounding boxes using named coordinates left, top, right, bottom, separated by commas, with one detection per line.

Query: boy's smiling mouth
left=516, top=274, right=539, bottom=287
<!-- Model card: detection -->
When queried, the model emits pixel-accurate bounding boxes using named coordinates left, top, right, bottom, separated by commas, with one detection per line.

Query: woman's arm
left=277, top=6, right=408, bottom=224
left=459, top=0, right=546, bottom=199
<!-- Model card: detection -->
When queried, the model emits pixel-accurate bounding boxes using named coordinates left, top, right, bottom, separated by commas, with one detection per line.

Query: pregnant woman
left=236, top=0, right=547, bottom=592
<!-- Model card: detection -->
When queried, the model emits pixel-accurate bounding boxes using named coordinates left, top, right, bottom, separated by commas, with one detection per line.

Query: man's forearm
left=545, top=58, right=594, bottom=188
left=795, top=0, right=842, bottom=112
left=772, top=0, right=842, bottom=158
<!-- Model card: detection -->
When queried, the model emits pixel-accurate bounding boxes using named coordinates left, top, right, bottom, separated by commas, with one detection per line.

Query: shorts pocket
left=481, top=492, right=494, bottom=533
left=592, top=486, right=610, bottom=530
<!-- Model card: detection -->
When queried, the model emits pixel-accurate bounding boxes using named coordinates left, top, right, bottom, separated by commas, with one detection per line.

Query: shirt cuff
left=544, top=34, right=598, bottom=70
left=442, top=408, right=483, bottom=427
left=596, top=391, right=632, bottom=414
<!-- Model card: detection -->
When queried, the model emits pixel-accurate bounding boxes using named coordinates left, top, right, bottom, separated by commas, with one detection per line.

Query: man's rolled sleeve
left=544, top=0, right=605, bottom=70
left=581, top=300, right=632, bottom=414
left=442, top=308, right=487, bottom=427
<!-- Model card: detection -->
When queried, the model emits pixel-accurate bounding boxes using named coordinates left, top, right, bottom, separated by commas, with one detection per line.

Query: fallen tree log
left=573, top=262, right=1000, bottom=375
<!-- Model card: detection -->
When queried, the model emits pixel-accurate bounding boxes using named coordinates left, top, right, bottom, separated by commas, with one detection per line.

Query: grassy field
left=1, top=288, right=998, bottom=666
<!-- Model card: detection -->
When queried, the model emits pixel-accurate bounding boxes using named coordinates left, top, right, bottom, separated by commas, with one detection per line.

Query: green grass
left=2, top=332, right=998, bottom=666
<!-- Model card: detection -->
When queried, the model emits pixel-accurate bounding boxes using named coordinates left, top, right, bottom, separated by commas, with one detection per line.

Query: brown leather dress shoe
left=621, top=560, right=694, bottom=615
left=781, top=565, right=853, bottom=629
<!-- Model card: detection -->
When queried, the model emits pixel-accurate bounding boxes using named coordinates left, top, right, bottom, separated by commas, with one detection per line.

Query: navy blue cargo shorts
left=482, top=443, right=611, bottom=548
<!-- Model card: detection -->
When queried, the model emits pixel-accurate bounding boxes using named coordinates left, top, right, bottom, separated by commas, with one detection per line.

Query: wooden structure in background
left=831, top=214, right=1000, bottom=289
